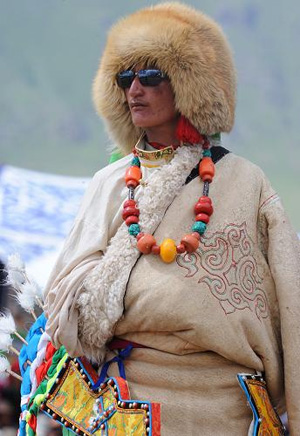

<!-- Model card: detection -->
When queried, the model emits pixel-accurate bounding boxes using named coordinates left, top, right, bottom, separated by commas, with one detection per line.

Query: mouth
left=130, top=101, right=147, bottom=109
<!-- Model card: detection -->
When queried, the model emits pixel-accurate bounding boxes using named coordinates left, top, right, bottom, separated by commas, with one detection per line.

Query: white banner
left=0, top=165, right=89, bottom=286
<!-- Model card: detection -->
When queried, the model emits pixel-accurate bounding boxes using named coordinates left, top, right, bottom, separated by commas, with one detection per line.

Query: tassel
left=176, top=115, right=204, bottom=144
left=6, top=254, right=44, bottom=322
left=0, top=311, right=28, bottom=345
left=0, top=331, right=31, bottom=364
left=0, top=355, right=23, bottom=381
left=0, top=333, right=20, bottom=357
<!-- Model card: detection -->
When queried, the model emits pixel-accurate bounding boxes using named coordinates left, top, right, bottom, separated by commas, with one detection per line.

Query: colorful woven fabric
left=26, top=346, right=68, bottom=435
left=18, top=314, right=47, bottom=436
left=40, top=357, right=161, bottom=436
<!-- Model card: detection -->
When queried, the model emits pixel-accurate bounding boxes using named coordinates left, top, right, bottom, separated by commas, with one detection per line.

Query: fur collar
left=77, top=144, right=203, bottom=363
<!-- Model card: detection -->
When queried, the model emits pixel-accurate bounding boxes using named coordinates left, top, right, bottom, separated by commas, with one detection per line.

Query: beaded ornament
left=123, top=138, right=215, bottom=263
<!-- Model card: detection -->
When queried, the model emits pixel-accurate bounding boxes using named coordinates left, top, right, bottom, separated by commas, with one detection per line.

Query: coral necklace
left=122, top=139, right=215, bottom=263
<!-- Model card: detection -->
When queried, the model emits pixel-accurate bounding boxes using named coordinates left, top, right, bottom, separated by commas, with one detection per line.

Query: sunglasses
left=116, top=69, right=168, bottom=88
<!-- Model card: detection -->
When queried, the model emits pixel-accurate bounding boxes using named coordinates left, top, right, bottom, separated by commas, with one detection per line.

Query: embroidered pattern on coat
left=177, top=222, right=269, bottom=319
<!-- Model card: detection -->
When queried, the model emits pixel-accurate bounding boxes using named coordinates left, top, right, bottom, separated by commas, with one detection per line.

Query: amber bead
left=125, top=215, right=139, bottom=226
left=137, top=234, right=156, bottom=254
left=123, top=199, right=136, bottom=208
left=151, top=244, right=161, bottom=255
left=181, top=234, right=200, bottom=253
left=195, top=212, right=210, bottom=223
left=176, top=243, right=186, bottom=254
left=160, top=238, right=177, bottom=263
left=194, top=201, right=213, bottom=216
left=122, top=206, right=140, bottom=220
left=199, top=157, right=215, bottom=183
left=125, top=166, right=142, bottom=187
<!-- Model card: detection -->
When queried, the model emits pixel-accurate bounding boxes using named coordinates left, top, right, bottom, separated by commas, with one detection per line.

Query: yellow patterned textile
left=237, top=374, right=286, bottom=436
left=43, top=358, right=160, bottom=436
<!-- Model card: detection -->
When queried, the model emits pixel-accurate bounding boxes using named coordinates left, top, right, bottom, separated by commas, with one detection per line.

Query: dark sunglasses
left=116, top=69, right=168, bottom=88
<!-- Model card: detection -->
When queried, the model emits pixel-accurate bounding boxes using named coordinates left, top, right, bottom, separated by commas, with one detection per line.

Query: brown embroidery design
left=177, top=222, right=269, bottom=319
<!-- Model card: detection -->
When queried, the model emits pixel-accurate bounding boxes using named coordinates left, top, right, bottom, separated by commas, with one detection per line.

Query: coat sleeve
left=259, top=176, right=300, bottom=435
left=43, top=161, right=126, bottom=360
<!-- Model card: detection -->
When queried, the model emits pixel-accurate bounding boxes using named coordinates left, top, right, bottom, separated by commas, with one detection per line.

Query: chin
left=131, top=117, right=154, bottom=129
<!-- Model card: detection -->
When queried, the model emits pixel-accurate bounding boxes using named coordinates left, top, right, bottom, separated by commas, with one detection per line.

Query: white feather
left=23, top=280, right=42, bottom=301
left=7, top=253, right=25, bottom=272
left=6, top=269, right=25, bottom=290
left=0, top=312, right=16, bottom=334
left=16, top=288, right=35, bottom=312
left=6, top=253, right=44, bottom=311
left=6, top=253, right=26, bottom=291
left=0, top=355, right=10, bottom=376
left=0, top=333, right=13, bottom=352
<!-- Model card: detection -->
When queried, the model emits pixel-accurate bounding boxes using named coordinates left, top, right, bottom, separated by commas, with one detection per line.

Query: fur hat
left=93, top=2, right=236, bottom=155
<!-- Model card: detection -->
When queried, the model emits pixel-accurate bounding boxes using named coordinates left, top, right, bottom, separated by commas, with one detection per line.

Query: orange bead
left=199, top=157, right=215, bottom=183
left=181, top=234, right=200, bottom=253
left=137, top=234, right=156, bottom=254
left=136, top=232, right=145, bottom=241
left=125, top=166, right=142, bottom=187
left=191, top=232, right=201, bottom=241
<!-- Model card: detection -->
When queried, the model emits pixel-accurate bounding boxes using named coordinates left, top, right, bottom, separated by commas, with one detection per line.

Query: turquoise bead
left=203, top=149, right=212, bottom=157
left=192, top=221, right=207, bottom=235
left=129, top=223, right=141, bottom=236
left=131, top=156, right=141, bottom=167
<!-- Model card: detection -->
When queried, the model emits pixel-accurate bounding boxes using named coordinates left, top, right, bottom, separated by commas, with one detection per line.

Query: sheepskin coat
left=44, top=3, right=300, bottom=434
left=93, top=2, right=236, bottom=154
left=44, top=149, right=300, bottom=435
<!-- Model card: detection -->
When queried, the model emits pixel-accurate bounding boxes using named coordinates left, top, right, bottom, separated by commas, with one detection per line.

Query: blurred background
left=0, top=0, right=298, bottom=434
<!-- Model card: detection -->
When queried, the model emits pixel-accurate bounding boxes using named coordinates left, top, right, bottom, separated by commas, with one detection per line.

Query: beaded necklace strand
left=122, top=139, right=215, bottom=263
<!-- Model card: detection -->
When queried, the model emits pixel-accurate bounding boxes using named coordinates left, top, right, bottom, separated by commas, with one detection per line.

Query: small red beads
left=194, top=196, right=213, bottom=216
left=123, top=199, right=136, bottom=208
left=176, top=243, right=186, bottom=254
left=151, top=244, right=161, bottom=255
left=122, top=206, right=140, bottom=221
left=195, top=212, right=210, bottom=223
left=125, top=215, right=139, bottom=226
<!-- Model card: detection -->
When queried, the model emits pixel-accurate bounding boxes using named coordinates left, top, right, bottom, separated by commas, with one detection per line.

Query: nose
left=126, top=76, right=144, bottom=98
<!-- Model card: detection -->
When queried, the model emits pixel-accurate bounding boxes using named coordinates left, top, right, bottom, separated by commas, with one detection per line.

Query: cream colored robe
left=44, top=151, right=300, bottom=435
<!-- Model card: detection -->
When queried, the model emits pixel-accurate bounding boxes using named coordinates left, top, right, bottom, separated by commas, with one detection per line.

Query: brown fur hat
left=93, top=2, right=236, bottom=154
